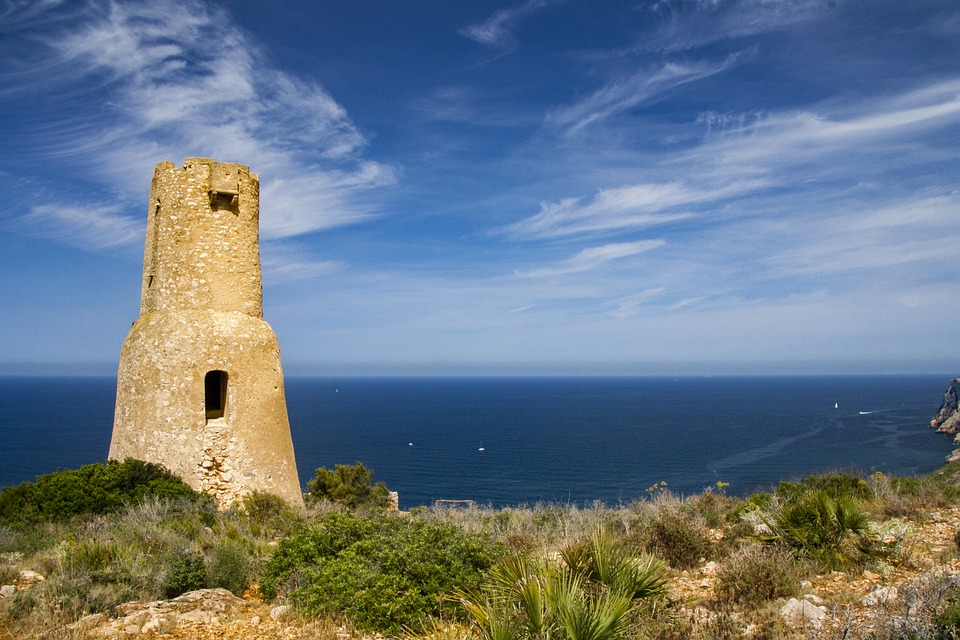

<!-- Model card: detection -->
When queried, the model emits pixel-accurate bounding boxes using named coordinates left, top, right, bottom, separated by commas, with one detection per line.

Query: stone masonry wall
left=111, top=159, right=303, bottom=508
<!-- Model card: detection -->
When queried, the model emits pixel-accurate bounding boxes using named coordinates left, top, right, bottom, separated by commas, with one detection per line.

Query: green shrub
left=207, top=539, right=250, bottom=595
left=714, top=545, right=800, bottom=604
left=685, top=491, right=734, bottom=529
left=238, top=491, right=302, bottom=539
left=730, top=492, right=772, bottom=521
left=934, top=598, right=960, bottom=635
left=0, top=459, right=206, bottom=525
left=307, top=462, right=391, bottom=509
left=261, top=511, right=501, bottom=632
left=161, top=551, right=206, bottom=598
left=644, top=511, right=714, bottom=570
left=776, top=471, right=871, bottom=503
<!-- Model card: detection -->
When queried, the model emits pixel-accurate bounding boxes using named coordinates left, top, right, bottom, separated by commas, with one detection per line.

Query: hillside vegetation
left=2, top=460, right=960, bottom=639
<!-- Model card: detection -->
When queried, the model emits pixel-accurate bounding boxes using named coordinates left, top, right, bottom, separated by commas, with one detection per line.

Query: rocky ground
left=670, top=506, right=960, bottom=636
left=8, top=506, right=952, bottom=640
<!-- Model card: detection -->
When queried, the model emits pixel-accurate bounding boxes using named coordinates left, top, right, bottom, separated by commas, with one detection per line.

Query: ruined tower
left=110, top=158, right=303, bottom=507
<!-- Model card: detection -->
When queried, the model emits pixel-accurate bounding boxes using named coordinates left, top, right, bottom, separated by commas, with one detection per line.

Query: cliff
left=931, top=377, right=960, bottom=438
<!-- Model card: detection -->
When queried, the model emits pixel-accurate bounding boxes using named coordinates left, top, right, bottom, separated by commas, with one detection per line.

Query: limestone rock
left=269, top=604, right=292, bottom=621
left=69, top=588, right=250, bottom=637
left=861, top=586, right=898, bottom=606
left=17, top=570, right=45, bottom=585
left=0, top=584, right=15, bottom=599
left=931, top=378, right=960, bottom=435
left=779, top=597, right=828, bottom=629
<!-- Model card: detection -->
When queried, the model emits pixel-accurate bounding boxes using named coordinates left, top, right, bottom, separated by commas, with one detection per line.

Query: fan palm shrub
left=764, top=489, right=876, bottom=570
left=457, top=527, right=667, bottom=640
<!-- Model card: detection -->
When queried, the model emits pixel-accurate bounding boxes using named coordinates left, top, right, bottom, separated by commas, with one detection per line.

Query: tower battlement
left=111, top=159, right=303, bottom=507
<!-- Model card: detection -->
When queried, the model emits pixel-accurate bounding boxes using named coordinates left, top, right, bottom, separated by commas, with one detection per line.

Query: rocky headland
left=931, top=377, right=960, bottom=462
left=932, top=377, right=960, bottom=435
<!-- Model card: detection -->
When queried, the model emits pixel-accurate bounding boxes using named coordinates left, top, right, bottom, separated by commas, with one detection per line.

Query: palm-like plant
left=546, top=569, right=633, bottom=640
left=456, top=527, right=667, bottom=640
left=767, top=490, right=875, bottom=569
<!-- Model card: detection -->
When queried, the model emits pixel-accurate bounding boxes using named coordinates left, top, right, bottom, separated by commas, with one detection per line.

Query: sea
left=0, top=375, right=954, bottom=509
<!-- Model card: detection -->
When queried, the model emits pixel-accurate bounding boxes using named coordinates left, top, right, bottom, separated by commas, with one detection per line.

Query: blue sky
left=0, top=0, right=958, bottom=376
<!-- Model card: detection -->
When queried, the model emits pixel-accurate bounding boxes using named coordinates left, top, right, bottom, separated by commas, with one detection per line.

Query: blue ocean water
left=0, top=376, right=953, bottom=509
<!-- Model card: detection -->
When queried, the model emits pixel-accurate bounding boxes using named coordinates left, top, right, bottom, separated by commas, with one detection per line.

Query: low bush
left=776, top=471, right=871, bottom=503
left=161, top=551, right=206, bottom=598
left=714, top=545, right=800, bottom=605
left=261, top=511, right=502, bottom=632
left=237, top=491, right=303, bottom=539
left=643, top=511, right=715, bottom=570
left=684, top=490, right=734, bottom=529
left=869, top=472, right=956, bottom=520
left=307, top=462, right=391, bottom=510
left=0, top=459, right=206, bottom=525
left=207, top=538, right=251, bottom=596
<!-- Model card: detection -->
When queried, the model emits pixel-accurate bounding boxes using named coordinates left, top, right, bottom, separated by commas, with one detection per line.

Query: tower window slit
left=205, top=370, right=227, bottom=420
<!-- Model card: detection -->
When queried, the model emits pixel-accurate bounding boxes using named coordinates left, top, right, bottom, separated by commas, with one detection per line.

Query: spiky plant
left=766, top=490, right=876, bottom=570
left=457, top=528, right=667, bottom=640
left=580, top=527, right=668, bottom=601
left=546, top=569, right=633, bottom=640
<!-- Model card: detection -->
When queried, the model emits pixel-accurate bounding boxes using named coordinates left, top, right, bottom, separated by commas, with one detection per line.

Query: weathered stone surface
left=110, top=159, right=303, bottom=508
left=70, top=588, right=250, bottom=638
left=931, top=378, right=960, bottom=435
left=17, top=570, right=45, bottom=584
left=269, top=604, right=292, bottom=621
left=779, top=597, right=828, bottom=629
left=861, top=586, right=898, bottom=606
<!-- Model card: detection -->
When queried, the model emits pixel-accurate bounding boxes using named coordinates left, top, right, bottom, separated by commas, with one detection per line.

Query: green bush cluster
left=261, top=511, right=502, bottom=632
left=307, top=462, right=391, bottom=509
left=0, top=458, right=206, bottom=525
left=776, top=471, right=871, bottom=502
left=0, top=491, right=306, bottom=629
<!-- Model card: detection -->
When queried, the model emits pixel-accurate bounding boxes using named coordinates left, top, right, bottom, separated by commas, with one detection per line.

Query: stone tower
left=110, top=158, right=303, bottom=507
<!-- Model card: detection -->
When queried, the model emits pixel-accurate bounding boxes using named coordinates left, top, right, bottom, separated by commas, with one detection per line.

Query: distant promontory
left=932, top=377, right=960, bottom=463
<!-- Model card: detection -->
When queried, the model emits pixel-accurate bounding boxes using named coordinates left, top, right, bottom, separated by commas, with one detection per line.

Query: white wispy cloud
left=505, top=180, right=762, bottom=239
left=516, top=240, right=665, bottom=277
left=15, top=203, right=142, bottom=249
left=547, top=52, right=750, bottom=132
left=459, top=0, right=552, bottom=53
left=514, top=78, right=960, bottom=253
left=609, top=287, right=668, bottom=319
left=761, top=194, right=960, bottom=277
left=5, top=0, right=394, bottom=253
left=687, top=78, right=960, bottom=176
left=642, top=0, right=828, bottom=53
